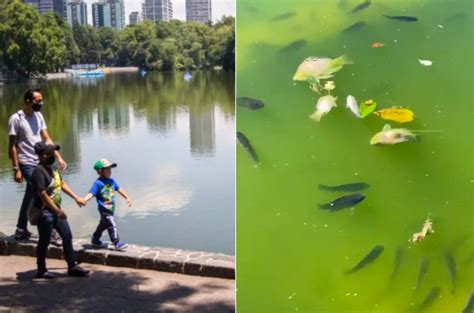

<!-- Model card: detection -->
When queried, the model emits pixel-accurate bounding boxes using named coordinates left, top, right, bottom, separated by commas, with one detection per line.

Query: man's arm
left=117, top=188, right=132, bottom=207
left=40, top=129, right=67, bottom=170
left=8, top=135, right=22, bottom=183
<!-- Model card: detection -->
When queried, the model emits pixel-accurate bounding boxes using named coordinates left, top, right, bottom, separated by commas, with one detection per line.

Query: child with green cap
left=83, top=159, right=131, bottom=250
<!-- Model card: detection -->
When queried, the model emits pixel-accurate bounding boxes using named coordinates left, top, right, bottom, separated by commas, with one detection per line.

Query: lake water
left=0, top=71, right=235, bottom=255
left=237, top=0, right=473, bottom=312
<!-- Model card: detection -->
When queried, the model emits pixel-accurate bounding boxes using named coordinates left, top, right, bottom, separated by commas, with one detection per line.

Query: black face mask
left=46, top=155, right=55, bottom=165
left=32, top=101, right=43, bottom=112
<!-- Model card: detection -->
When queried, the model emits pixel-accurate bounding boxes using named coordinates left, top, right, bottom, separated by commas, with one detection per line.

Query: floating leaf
left=359, top=100, right=377, bottom=118
left=373, top=107, right=414, bottom=123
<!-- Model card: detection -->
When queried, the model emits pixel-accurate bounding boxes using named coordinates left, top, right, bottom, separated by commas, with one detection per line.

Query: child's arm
left=83, top=192, right=94, bottom=203
left=118, top=188, right=132, bottom=207
left=62, top=180, right=85, bottom=207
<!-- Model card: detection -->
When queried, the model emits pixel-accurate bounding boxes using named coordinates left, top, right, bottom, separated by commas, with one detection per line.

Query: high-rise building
left=24, top=0, right=66, bottom=17
left=66, top=0, right=88, bottom=26
left=129, top=11, right=140, bottom=25
left=92, top=0, right=125, bottom=29
left=142, top=0, right=172, bottom=22
left=185, top=0, right=211, bottom=23
left=24, top=0, right=53, bottom=14
left=53, top=0, right=67, bottom=18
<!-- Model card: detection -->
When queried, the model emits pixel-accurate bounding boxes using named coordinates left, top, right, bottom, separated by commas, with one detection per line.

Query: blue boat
left=79, top=70, right=105, bottom=77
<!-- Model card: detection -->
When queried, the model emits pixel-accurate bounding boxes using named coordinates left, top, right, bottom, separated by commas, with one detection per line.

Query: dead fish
left=279, top=40, right=307, bottom=54
left=319, top=193, right=365, bottom=212
left=390, top=246, right=404, bottom=280
left=318, top=182, right=370, bottom=192
left=445, top=253, right=457, bottom=295
left=415, top=258, right=430, bottom=291
left=383, top=15, right=418, bottom=22
left=342, top=21, right=367, bottom=33
left=237, top=132, right=259, bottom=164
left=418, top=287, right=441, bottom=312
left=350, top=1, right=371, bottom=14
left=462, top=291, right=474, bottom=313
left=270, top=12, right=296, bottom=22
left=237, top=97, right=264, bottom=110
left=345, top=245, right=384, bottom=275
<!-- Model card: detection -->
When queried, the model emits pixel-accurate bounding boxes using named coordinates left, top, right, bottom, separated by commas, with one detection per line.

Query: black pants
left=37, top=210, right=75, bottom=271
left=93, top=214, right=119, bottom=244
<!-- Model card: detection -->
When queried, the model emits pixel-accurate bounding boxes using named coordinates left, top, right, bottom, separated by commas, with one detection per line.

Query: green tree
left=0, top=0, right=45, bottom=76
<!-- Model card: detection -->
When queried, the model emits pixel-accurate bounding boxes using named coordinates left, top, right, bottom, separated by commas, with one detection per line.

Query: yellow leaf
left=373, top=107, right=414, bottom=123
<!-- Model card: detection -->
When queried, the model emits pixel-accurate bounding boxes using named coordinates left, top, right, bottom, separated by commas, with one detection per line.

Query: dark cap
left=34, top=141, right=60, bottom=155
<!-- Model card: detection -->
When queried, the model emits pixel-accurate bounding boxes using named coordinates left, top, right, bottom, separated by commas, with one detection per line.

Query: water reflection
left=0, top=71, right=235, bottom=254
left=190, top=104, right=215, bottom=156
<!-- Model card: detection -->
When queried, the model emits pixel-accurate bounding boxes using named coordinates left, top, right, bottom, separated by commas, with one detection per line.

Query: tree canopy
left=0, top=0, right=235, bottom=77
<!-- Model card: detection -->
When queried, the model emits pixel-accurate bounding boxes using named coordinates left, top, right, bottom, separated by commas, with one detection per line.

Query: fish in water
left=342, top=21, right=367, bottom=33
left=418, top=287, right=441, bottom=312
left=310, top=95, right=337, bottom=122
left=237, top=97, right=264, bottom=110
left=370, top=124, right=416, bottom=145
left=383, top=15, right=418, bottom=22
left=445, top=12, right=466, bottom=22
left=462, top=291, right=474, bottom=313
left=337, top=0, right=348, bottom=8
left=371, top=42, right=384, bottom=48
left=345, top=245, right=384, bottom=275
left=390, top=246, right=404, bottom=280
left=415, top=258, right=430, bottom=291
left=445, top=253, right=457, bottom=295
left=293, top=55, right=352, bottom=82
left=237, top=132, right=259, bottom=164
left=318, top=182, right=369, bottom=192
left=279, top=40, right=307, bottom=54
left=270, top=12, right=296, bottom=22
left=346, top=95, right=360, bottom=118
left=320, top=193, right=365, bottom=212
left=349, top=1, right=371, bottom=14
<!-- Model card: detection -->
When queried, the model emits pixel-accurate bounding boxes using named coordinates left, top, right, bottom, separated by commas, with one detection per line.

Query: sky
left=85, top=0, right=235, bottom=25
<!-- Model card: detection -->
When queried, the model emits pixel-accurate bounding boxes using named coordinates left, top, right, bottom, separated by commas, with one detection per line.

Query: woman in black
left=30, top=141, right=89, bottom=279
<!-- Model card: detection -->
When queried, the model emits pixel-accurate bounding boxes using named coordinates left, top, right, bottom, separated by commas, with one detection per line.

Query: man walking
left=8, top=88, right=67, bottom=240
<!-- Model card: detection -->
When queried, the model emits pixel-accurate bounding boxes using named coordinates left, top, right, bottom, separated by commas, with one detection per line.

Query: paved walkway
left=0, top=255, right=235, bottom=313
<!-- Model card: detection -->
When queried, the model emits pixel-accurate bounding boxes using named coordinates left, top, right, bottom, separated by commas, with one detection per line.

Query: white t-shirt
left=8, top=110, right=47, bottom=166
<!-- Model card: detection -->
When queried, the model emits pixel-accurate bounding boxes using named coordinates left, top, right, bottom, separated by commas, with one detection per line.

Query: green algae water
left=0, top=71, right=235, bottom=255
left=237, top=0, right=473, bottom=312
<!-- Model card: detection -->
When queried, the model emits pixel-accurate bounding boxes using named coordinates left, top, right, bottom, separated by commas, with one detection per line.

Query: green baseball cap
left=93, top=159, right=117, bottom=170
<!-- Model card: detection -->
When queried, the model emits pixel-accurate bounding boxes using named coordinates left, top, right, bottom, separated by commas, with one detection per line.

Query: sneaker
left=91, top=237, right=107, bottom=248
left=36, top=269, right=55, bottom=279
left=14, top=228, right=32, bottom=240
left=68, top=265, right=90, bottom=277
left=50, top=229, right=62, bottom=246
left=114, top=242, right=128, bottom=251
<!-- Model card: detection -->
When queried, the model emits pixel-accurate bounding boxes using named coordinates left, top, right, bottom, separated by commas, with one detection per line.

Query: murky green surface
left=0, top=71, right=235, bottom=255
left=237, top=0, right=473, bottom=312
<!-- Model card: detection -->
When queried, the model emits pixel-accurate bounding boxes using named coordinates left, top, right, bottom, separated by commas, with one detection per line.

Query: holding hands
left=75, top=197, right=86, bottom=207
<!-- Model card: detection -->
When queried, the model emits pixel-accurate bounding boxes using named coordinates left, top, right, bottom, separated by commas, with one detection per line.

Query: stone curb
left=0, top=232, right=235, bottom=279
